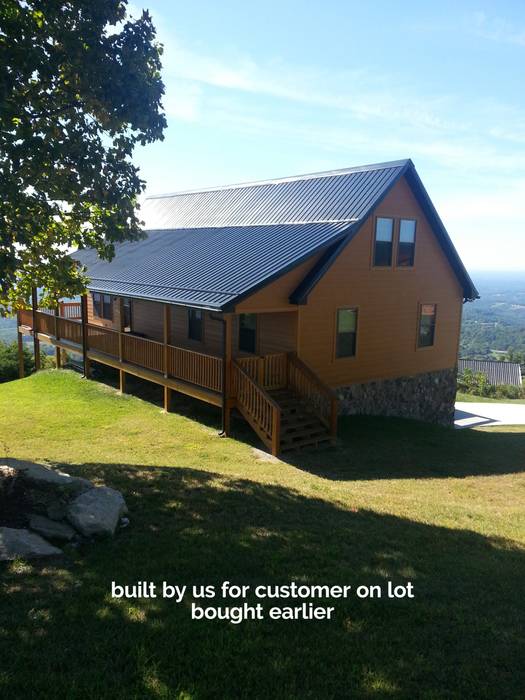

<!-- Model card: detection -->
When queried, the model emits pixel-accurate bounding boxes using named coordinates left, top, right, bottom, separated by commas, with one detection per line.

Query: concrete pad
left=455, top=402, right=525, bottom=429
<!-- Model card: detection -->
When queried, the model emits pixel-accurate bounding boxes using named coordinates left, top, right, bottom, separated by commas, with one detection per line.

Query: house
left=458, top=359, right=522, bottom=387
left=17, top=159, right=478, bottom=455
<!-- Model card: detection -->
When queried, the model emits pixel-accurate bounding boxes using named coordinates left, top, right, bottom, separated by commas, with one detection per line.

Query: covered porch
left=17, top=292, right=337, bottom=455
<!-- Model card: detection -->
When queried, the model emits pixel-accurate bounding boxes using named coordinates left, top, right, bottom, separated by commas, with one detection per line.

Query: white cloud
left=472, top=11, right=525, bottom=47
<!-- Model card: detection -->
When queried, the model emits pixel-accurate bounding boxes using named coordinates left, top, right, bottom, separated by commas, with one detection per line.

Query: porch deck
left=18, top=302, right=338, bottom=455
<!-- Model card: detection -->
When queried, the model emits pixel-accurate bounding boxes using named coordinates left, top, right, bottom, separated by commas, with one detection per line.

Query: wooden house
left=17, top=159, right=478, bottom=455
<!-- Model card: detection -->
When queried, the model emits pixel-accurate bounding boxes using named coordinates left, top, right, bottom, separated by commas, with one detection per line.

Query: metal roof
left=73, top=221, right=352, bottom=311
left=458, top=359, right=522, bottom=386
left=140, top=161, right=408, bottom=229
left=74, top=158, right=478, bottom=309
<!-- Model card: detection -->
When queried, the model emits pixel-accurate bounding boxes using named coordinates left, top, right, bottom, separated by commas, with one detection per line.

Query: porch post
left=118, top=297, right=126, bottom=394
left=54, top=306, right=61, bottom=368
left=31, top=287, right=40, bottom=371
left=163, top=303, right=171, bottom=412
left=80, top=294, right=90, bottom=378
left=221, top=313, right=233, bottom=435
left=17, top=311, right=25, bottom=378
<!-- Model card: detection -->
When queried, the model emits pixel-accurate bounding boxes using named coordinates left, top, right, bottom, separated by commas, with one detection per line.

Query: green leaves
left=0, top=0, right=166, bottom=313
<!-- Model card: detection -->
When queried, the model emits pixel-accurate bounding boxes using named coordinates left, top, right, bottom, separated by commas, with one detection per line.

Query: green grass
left=1, top=370, right=524, bottom=699
left=457, top=391, right=525, bottom=404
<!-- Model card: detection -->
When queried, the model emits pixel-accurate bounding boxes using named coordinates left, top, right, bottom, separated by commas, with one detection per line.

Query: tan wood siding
left=298, top=176, right=463, bottom=387
left=235, top=253, right=322, bottom=312
left=130, top=299, right=164, bottom=341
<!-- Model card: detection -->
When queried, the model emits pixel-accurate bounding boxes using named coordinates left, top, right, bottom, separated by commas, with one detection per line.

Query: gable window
left=336, top=308, right=358, bottom=358
left=188, top=308, right=203, bottom=341
left=397, top=219, right=416, bottom=267
left=418, top=304, right=436, bottom=347
left=92, top=292, right=112, bottom=321
left=373, top=218, right=394, bottom=266
left=239, top=313, right=257, bottom=354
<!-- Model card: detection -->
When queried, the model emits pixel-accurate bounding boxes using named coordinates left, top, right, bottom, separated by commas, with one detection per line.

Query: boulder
left=0, top=527, right=63, bottom=561
left=67, top=487, right=128, bottom=537
left=29, top=514, right=76, bottom=542
left=13, top=460, right=92, bottom=495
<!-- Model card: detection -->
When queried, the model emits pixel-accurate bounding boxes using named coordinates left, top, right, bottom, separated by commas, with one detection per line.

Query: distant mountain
left=461, top=271, right=525, bottom=359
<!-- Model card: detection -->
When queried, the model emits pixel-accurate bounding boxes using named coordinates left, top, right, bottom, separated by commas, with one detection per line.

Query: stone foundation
left=337, top=368, right=457, bottom=426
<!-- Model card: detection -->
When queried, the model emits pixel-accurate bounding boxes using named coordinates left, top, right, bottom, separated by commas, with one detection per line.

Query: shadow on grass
left=285, top=415, right=525, bottom=481
left=1, top=462, right=524, bottom=698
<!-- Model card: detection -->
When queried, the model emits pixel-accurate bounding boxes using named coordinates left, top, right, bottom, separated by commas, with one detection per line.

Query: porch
left=17, top=296, right=337, bottom=455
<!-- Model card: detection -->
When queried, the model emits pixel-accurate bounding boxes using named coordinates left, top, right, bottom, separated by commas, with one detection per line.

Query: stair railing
left=287, top=353, right=338, bottom=438
left=232, top=360, right=281, bottom=455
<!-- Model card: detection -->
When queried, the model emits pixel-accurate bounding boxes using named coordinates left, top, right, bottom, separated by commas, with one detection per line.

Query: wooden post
left=164, top=386, right=171, bottom=413
left=54, top=306, right=61, bottom=368
left=31, top=287, right=40, bottom=371
left=222, top=313, right=233, bottom=435
left=119, top=369, right=126, bottom=394
left=17, top=311, right=25, bottom=378
left=163, top=304, right=171, bottom=412
left=80, top=294, right=90, bottom=378
left=271, top=406, right=281, bottom=456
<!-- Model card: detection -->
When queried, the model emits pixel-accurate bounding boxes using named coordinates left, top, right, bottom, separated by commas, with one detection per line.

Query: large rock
left=13, top=460, right=92, bottom=495
left=29, top=514, right=76, bottom=542
left=67, top=487, right=128, bottom=537
left=0, top=527, right=63, bottom=561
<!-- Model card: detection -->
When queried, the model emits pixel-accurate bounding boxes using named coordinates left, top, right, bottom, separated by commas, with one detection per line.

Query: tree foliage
left=0, top=0, right=166, bottom=312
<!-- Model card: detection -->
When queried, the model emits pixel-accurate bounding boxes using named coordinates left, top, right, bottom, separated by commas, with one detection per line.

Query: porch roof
left=73, top=220, right=352, bottom=311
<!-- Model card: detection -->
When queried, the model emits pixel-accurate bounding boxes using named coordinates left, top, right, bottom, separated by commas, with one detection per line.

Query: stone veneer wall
left=337, top=367, right=457, bottom=426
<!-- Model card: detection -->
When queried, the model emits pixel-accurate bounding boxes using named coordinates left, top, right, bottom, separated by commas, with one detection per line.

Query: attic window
left=397, top=219, right=416, bottom=267
left=373, top=218, right=393, bottom=266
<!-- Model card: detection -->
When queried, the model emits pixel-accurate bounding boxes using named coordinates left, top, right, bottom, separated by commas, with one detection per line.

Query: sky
left=128, top=0, right=525, bottom=272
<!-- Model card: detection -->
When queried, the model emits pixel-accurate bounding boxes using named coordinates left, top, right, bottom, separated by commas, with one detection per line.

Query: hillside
left=1, top=370, right=524, bottom=698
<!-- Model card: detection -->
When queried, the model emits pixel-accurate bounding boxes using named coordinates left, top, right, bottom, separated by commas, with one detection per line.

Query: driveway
left=454, top=402, right=525, bottom=429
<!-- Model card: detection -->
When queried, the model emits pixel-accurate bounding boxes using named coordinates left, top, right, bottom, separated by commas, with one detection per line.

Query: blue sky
left=129, top=1, right=525, bottom=271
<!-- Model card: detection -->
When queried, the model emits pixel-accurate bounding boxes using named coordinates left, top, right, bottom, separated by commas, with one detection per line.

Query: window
left=122, top=298, right=132, bottom=331
left=373, top=218, right=394, bottom=266
left=418, top=304, right=436, bottom=347
left=239, top=313, right=257, bottom=353
left=336, top=308, right=358, bottom=358
left=188, top=308, right=203, bottom=341
left=397, top=219, right=416, bottom=267
left=92, top=292, right=112, bottom=321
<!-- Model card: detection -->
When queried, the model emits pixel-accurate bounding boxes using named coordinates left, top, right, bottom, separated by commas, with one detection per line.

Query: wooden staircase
left=232, top=353, right=338, bottom=456
left=270, top=389, right=333, bottom=452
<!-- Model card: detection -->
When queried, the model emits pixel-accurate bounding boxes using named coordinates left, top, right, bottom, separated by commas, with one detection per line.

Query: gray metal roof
left=74, top=158, right=478, bottom=309
left=140, top=160, right=408, bottom=229
left=74, top=221, right=352, bottom=310
left=458, top=359, right=522, bottom=386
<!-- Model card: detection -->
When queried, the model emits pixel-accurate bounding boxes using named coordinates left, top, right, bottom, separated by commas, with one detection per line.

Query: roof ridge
left=145, top=159, right=412, bottom=199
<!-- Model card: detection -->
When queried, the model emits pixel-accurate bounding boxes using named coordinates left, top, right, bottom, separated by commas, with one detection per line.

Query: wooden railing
left=232, top=360, right=281, bottom=455
left=18, top=309, right=33, bottom=327
left=56, top=317, right=82, bottom=345
left=86, top=324, right=119, bottom=357
left=123, top=334, right=164, bottom=374
left=59, top=301, right=82, bottom=319
left=287, top=353, right=338, bottom=437
left=168, top=345, right=223, bottom=393
left=35, top=310, right=55, bottom=336
left=237, top=353, right=287, bottom=390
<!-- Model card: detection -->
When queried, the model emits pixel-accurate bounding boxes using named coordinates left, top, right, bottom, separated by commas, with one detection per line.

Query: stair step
left=281, top=435, right=332, bottom=451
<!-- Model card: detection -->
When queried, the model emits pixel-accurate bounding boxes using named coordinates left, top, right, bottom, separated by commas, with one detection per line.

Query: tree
left=0, top=0, right=166, bottom=312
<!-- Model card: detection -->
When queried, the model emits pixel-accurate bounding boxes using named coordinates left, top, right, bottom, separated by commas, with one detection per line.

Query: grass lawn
left=1, top=370, right=525, bottom=699
left=456, top=391, right=525, bottom=404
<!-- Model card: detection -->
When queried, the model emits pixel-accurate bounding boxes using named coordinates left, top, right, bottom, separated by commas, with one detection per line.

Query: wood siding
left=297, top=176, right=463, bottom=387
left=232, top=311, right=297, bottom=357
left=87, top=293, right=120, bottom=330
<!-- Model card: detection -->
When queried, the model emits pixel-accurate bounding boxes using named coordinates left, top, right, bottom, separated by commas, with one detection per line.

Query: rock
left=0, top=527, right=63, bottom=561
left=13, top=460, right=92, bottom=495
left=46, top=501, right=68, bottom=521
left=67, top=487, right=128, bottom=537
left=29, top=514, right=76, bottom=542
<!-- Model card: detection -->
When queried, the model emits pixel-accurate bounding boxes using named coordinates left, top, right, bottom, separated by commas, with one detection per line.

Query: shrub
left=0, top=340, right=54, bottom=383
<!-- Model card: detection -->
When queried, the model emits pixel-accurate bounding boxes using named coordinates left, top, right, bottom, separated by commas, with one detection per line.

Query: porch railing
left=123, top=334, right=164, bottom=374
left=168, top=345, right=223, bottom=393
left=232, top=360, right=280, bottom=454
left=237, top=353, right=287, bottom=391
